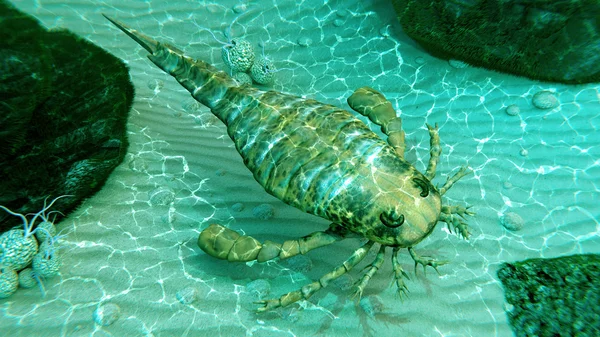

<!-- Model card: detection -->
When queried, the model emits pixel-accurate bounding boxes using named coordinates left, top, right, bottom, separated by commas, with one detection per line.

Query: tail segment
left=102, top=14, right=239, bottom=113
left=102, top=14, right=159, bottom=54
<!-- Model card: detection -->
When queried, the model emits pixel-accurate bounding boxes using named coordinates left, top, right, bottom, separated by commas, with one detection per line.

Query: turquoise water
left=2, top=0, right=599, bottom=336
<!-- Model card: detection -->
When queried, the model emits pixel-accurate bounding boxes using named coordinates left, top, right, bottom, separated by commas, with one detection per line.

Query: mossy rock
left=0, top=0, right=134, bottom=232
left=392, top=0, right=600, bottom=84
left=497, top=254, right=600, bottom=337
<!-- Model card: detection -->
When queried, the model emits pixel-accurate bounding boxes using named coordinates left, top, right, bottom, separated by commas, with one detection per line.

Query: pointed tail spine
left=103, top=14, right=240, bottom=116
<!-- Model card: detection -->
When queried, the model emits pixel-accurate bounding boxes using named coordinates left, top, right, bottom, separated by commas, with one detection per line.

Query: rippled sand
left=2, top=1, right=598, bottom=336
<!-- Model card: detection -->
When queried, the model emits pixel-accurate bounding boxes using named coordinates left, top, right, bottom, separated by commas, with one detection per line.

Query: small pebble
left=333, top=19, right=344, bottom=27
left=160, top=212, right=176, bottom=224
left=176, top=286, right=199, bottom=304
left=149, top=186, right=175, bottom=206
left=505, top=104, right=520, bottom=116
left=246, top=279, right=270, bottom=299
left=500, top=212, right=524, bottom=231
left=231, top=203, right=245, bottom=212
left=93, top=303, right=121, bottom=326
left=532, top=90, right=559, bottom=109
left=297, top=36, right=312, bottom=47
left=147, top=79, right=164, bottom=91
left=182, top=101, right=201, bottom=113
left=232, top=3, right=248, bottom=13
left=503, top=181, right=513, bottom=189
left=215, top=168, right=226, bottom=176
left=128, top=156, right=148, bottom=172
left=520, top=149, right=529, bottom=157
left=414, top=56, right=425, bottom=65
left=336, top=9, right=349, bottom=18
left=448, top=59, right=468, bottom=69
left=206, top=5, right=220, bottom=14
left=379, top=25, right=391, bottom=37
left=252, top=204, right=274, bottom=220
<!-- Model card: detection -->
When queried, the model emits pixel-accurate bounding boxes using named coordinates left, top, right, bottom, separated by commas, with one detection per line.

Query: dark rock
left=0, top=0, right=134, bottom=233
left=497, top=254, right=600, bottom=337
left=392, top=0, right=600, bottom=84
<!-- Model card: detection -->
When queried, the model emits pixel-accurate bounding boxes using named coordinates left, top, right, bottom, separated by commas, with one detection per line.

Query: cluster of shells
left=222, top=39, right=276, bottom=86
left=0, top=197, right=67, bottom=299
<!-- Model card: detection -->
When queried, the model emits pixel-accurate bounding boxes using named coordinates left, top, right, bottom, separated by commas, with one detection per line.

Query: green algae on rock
left=392, top=0, right=600, bottom=84
left=497, top=254, right=600, bottom=337
left=0, top=0, right=134, bottom=233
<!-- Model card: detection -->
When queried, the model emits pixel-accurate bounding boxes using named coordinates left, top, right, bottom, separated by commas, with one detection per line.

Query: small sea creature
left=204, top=10, right=255, bottom=73
left=250, top=56, right=275, bottom=85
left=103, top=15, right=475, bottom=312
left=0, top=195, right=70, bottom=271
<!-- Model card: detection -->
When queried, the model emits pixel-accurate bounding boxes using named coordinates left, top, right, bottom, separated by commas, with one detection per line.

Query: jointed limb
left=435, top=167, right=473, bottom=239
left=438, top=166, right=471, bottom=196
left=197, top=222, right=348, bottom=263
left=391, top=247, right=409, bottom=299
left=425, top=123, right=441, bottom=180
left=352, top=244, right=386, bottom=299
left=255, top=240, right=375, bottom=312
left=439, top=205, right=474, bottom=240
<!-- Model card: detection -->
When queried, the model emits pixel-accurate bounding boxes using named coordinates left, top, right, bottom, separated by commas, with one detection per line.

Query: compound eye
left=380, top=210, right=405, bottom=228
left=412, top=177, right=429, bottom=198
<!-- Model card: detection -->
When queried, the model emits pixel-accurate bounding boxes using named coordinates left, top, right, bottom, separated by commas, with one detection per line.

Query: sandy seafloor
left=2, top=0, right=600, bottom=336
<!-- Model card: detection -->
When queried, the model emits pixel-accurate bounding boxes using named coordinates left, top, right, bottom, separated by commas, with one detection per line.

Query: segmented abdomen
left=158, top=50, right=392, bottom=218
left=211, top=87, right=388, bottom=218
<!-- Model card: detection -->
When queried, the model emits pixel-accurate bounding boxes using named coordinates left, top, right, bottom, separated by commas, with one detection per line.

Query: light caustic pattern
left=2, top=0, right=599, bottom=336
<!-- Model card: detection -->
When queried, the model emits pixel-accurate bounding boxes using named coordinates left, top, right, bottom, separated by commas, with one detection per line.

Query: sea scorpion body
left=104, top=15, right=474, bottom=312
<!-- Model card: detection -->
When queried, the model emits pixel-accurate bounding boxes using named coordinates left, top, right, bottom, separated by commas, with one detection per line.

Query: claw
left=408, top=247, right=449, bottom=276
left=351, top=286, right=365, bottom=301
left=394, top=277, right=410, bottom=300
left=440, top=206, right=473, bottom=240
left=254, top=300, right=269, bottom=312
left=455, top=205, right=476, bottom=218
left=397, top=285, right=410, bottom=299
left=391, top=247, right=411, bottom=300
left=254, top=299, right=282, bottom=313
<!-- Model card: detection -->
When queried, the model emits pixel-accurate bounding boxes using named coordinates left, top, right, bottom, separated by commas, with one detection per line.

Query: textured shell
left=32, top=252, right=61, bottom=278
left=0, top=229, right=38, bottom=271
left=250, top=57, right=275, bottom=84
left=221, top=39, right=255, bottom=73
left=0, top=265, right=18, bottom=299
left=232, top=72, right=252, bottom=85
